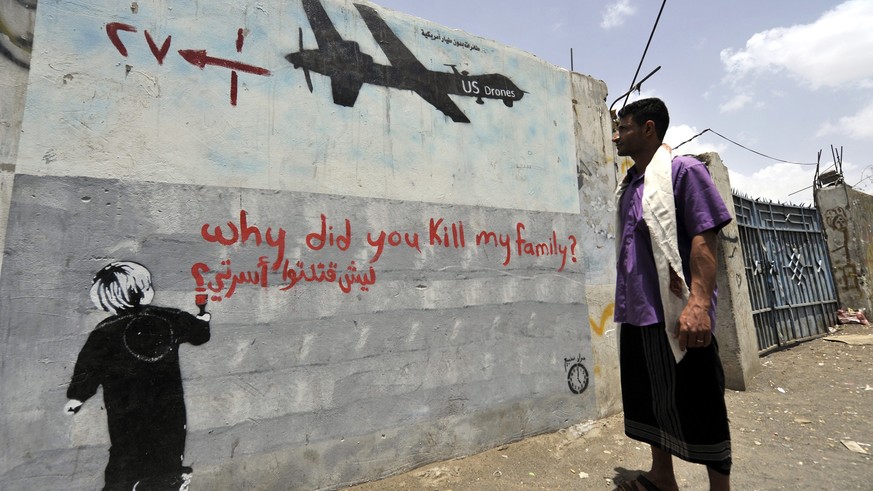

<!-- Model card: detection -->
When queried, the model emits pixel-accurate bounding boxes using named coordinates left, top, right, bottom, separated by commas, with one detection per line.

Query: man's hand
left=677, top=300, right=712, bottom=350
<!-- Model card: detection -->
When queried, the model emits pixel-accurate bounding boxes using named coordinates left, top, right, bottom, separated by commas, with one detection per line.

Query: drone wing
left=354, top=3, right=469, bottom=123
left=302, top=0, right=345, bottom=48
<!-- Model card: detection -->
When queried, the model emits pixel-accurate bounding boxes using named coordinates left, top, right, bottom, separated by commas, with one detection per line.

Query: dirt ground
left=348, top=324, right=873, bottom=490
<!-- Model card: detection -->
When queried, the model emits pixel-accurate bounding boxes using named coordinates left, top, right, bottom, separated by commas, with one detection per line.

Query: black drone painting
left=285, top=0, right=526, bottom=123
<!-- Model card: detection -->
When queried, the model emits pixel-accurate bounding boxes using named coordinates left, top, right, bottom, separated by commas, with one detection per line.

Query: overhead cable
left=672, top=128, right=819, bottom=166
left=619, top=0, right=667, bottom=110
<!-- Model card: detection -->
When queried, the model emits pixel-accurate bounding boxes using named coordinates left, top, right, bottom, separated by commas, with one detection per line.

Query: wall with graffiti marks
left=0, top=0, right=32, bottom=157
left=699, top=153, right=760, bottom=390
left=15, top=0, right=577, bottom=214
left=570, top=74, right=624, bottom=416
left=0, top=0, right=607, bottom=489
left=816, top=184, right=873, bottom=314
left=0, top=0, right=35, bottom=275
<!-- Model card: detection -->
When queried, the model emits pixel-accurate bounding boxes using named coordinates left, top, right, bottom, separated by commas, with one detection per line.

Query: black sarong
left=620, top=323, right=732, bottom=475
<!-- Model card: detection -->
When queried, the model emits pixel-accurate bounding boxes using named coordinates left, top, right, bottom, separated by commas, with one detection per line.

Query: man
left=612, top=98, right=733, bottom=491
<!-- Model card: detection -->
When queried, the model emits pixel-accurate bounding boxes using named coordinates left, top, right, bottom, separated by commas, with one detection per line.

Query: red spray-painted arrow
left=178, top=49, right=271, bottom=76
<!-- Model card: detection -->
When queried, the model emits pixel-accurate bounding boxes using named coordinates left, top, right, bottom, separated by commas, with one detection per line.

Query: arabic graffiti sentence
left=419, top=28, right=482, bottom=52
left=192, top=210, right=578, bottom=302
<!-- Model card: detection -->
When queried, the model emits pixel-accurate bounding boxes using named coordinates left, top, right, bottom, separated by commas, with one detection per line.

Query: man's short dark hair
left=617, top=97, right=669, bottom=141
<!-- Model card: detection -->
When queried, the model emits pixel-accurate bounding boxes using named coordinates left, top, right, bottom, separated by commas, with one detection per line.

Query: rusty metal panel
left=733, top=195, right=838, bottom=353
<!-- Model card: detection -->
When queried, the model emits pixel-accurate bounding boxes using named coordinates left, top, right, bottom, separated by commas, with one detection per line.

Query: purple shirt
left=614, top=156, right=733, bottom=327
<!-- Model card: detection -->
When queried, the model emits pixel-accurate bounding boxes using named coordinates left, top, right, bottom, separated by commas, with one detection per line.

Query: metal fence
left=733, top=194, right=838, bottom=353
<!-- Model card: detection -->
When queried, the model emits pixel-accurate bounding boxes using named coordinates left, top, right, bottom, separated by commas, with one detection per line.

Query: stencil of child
left=65, top=261, right=211, bottom=491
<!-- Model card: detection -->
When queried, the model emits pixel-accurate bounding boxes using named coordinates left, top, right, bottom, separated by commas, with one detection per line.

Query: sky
left=374, top=0, right=873, bottom=205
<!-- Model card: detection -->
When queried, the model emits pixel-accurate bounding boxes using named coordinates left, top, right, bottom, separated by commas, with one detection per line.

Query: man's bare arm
left=676, top=230, right=718, bottom=350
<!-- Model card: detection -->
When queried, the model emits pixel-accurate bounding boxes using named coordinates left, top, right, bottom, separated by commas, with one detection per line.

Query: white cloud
left=720, top=0, right=873, bottom=89
left=719, top=92, right=754, bottom=113
left=728, top=163, right=818, bottom=205
left=600, top=0, right=636, bottom=30
left=817, top=99, right=873, bottom=139
left=727, top=160, right=873, bottom=205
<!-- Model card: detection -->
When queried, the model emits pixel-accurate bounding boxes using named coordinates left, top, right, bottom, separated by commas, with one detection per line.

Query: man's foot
left=616, top=473, right=679, bottom=491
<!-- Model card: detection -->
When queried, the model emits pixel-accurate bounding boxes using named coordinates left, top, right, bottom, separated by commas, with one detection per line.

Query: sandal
left=617, top=474, right=662, bottom=491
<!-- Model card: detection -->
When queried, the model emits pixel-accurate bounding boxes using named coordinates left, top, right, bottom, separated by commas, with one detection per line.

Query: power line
left=787, top=162, right=835, bottom=197
left=672, top=128, right=819, bottom=166
left=609, top=66, right=661, bottom=113
left=619, top=0, right=667, bottom=110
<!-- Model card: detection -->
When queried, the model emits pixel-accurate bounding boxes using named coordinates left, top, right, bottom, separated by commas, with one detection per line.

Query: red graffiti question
left=191, top=210, right=579, bottom=302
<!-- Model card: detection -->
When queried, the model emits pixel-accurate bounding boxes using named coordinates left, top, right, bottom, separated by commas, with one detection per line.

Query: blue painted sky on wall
left=17, top=0, right=580, bottom=213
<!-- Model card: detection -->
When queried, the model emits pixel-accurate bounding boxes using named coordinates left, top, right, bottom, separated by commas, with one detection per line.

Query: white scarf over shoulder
left=616, top=146, right=688, bottom=363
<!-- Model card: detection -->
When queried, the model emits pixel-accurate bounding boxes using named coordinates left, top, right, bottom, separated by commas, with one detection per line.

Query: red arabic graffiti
left=105, top=22, right=271, bottom=106
left=279, top=260, right=376, bottom=294
left=193, top=210, right=578, bottom=302
left=191, top=257, right=269, bottom=301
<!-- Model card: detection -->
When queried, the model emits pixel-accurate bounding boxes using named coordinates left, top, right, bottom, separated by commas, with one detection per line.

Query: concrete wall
left=698, top=153, right=760, bottom=390
left=572, top=76, right=623, bottom=417
left=0, top=1, right=613, bottom=489
left=816, top=184, right=873, bottom=315
left=0, top=0, right=35, bottom=274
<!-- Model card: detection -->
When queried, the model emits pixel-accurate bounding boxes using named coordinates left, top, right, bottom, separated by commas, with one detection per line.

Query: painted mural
left=66, top=262, right=211, bottom=490
left=15, top=0, right=577, bottom=214
left=818, top=187, right=873, bottom=314
left=286, top=0, right=525, bottom=122
left=0, top=0, right=599, bottom=489
left=824, top=206, right=864, bottom=292
left=193, top=209, right=578, bottom=304
left=0, top=175, right=591, bottom=489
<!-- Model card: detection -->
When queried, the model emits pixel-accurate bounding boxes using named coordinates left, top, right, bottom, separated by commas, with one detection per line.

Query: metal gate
left=733, top=195, right=838, bottom=353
